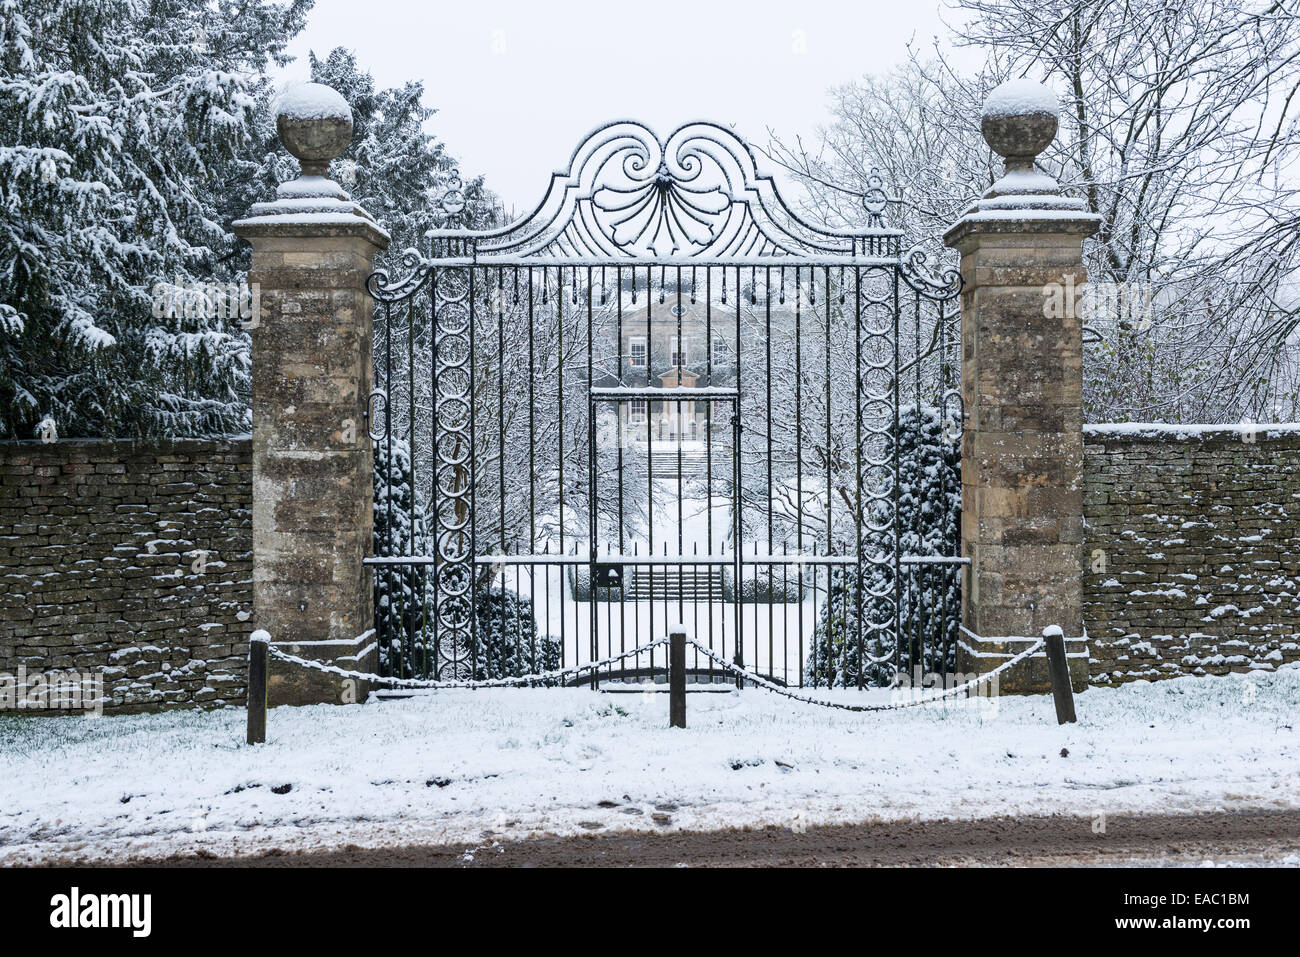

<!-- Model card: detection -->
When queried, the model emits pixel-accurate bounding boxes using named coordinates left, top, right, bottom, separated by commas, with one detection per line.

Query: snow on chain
left=263, top=631, right=1045, bottom=709
left=265, top=639, right=669, bottom=689
left=685, top=638, right=1046, bottom=712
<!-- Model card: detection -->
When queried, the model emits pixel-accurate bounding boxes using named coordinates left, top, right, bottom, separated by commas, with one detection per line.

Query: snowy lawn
left=1, top=665, right=1298, bottom=864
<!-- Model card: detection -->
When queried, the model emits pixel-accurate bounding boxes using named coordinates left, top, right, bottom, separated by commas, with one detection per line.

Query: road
left=156, top=809, right=1300, bottom=867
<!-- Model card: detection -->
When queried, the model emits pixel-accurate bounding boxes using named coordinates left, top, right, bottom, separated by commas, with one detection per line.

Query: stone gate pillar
left=943, top=80, right=1100, bottom=693
left=233, top=84, right=389, bottom=706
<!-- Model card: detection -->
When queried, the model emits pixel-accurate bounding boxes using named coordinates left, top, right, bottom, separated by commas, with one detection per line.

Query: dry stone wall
left=0, top=437, right=252, bottom=712
left=2, top=425, right=1297, bottom=711
left=1083, top=425, right=1300, bottom=685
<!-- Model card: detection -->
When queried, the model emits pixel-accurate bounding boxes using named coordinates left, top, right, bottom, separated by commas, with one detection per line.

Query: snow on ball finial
left=981, top=78, right=1059, bottom=171
left=235, top=80, right=388, bottom=233
left=274, top=82, right=353, bottom=177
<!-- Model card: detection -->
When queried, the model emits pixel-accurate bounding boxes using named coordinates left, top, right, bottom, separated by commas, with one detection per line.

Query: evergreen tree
left=465, top=589, right=561, bottom=683
left=807, top=404, right=961, bottom=687
left=372, top=435, right=434, bottom=677
left=0, top=0, right=311, bottom=439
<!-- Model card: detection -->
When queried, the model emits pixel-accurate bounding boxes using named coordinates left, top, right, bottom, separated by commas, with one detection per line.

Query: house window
left=671, top=336, right=687, bottom=367
left=629, top=399, right=647, bottom=423
left=629, top=337, right=647, bottom=368
left=712, top=335, right=729, bottom=361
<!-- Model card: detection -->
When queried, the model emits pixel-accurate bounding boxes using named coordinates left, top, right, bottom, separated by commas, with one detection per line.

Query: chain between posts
left=264, top=638, right=669, bottom=690
left=684, top=636, right=1047, bottom=712
left=252, top=633, right=1050, bottom=711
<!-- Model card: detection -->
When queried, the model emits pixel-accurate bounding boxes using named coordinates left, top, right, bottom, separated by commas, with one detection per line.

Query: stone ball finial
left=981, top=79, right=1059, bottom=170
left=274, top=83, right=353, bottom=177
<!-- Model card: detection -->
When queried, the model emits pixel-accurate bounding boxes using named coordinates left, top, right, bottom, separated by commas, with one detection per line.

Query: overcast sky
left=275, top=0, right=980, bottom=212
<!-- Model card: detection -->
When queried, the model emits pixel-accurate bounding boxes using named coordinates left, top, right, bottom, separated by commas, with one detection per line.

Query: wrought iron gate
left=366, top=121, right=963, bottom=688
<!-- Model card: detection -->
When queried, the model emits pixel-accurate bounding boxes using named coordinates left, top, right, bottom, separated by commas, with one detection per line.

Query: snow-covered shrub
left=463, top=588, right=561, bottom=682
left=373, top=437, right=433, bottom=677
left=806, top=404, right=961, bottom=687
left=723, top=569, right=806, bottom=603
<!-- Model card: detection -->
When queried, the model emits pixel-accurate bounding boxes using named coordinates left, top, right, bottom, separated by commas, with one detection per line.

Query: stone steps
left=624, top=567, right=725, bottom=600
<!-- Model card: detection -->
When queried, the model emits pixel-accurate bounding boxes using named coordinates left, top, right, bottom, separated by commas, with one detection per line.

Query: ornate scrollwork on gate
left=367, top=248, right=433, bottom=302
left=429, top=121, right=903, bottom=261
left=592, top=158, right=732, bottom=256
left=900, top=249, right=963, bottom=299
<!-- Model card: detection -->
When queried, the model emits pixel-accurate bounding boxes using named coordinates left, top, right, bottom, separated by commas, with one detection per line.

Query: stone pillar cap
left=233, top=82, right=389, bottom=245
left=944, top=78, right=1100, bottom=245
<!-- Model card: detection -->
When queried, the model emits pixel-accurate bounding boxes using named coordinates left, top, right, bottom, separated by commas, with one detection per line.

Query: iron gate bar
left=588, top=387, right=742, bottom=685
left=589, top=386, right=741, bottom=398
left=365, top=120, right=962, bottom=687
left=363, top=554, right=895, bottom=566
left=405, top=254, right=905, bottom=268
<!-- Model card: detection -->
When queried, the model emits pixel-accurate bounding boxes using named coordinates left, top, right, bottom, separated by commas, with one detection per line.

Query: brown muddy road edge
left=152, top=809, right=1300, bottom=867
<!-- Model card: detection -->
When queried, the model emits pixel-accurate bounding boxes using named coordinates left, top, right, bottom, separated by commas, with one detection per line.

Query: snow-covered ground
left=503, top=484, right=839, bottom=682
left=1, top=665, right=1297, bottom=865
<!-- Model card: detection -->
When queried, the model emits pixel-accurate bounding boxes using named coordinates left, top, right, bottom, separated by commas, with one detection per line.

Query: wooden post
left=1042, top=626, right=1077, bottom=725
left=669, top=627, right=686, bottom=729
left=247, top=632, right=269, bottom=744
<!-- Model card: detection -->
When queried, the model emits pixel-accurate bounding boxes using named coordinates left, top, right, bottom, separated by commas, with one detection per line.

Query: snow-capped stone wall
left=0, top=437, right=253, bottom=712
left=1083, top=425, right=1300, bottom=685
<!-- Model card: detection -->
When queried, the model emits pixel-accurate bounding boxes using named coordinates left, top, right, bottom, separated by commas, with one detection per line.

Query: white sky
left=276, top=0, right=980, bottom=212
